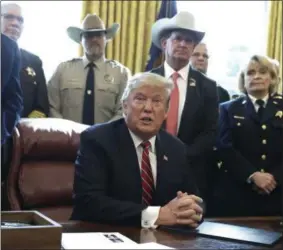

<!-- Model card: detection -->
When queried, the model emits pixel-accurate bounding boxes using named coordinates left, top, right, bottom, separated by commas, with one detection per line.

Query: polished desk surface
left=62, top=217, right=283, bottom=249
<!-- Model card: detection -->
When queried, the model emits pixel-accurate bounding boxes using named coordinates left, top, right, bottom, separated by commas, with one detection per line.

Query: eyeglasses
left=1, top=14, right=24, bottom=24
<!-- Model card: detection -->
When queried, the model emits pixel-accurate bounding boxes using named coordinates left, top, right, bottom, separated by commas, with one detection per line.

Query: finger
left=191, top=203, right=203, bottom=214
left=176, top=197, right=194, bottom=209
left=186, top=195, right=203, bottom=204
left=191, top=214, right=202, bottom=222
left=176, top=218, right=195, bottom=225
left=267, top=183, right=276, bottom=192
left=175, top=209, right=195, bottom=219
left=263, top=187, right=270, bottom=194
left=177, top=191, right=187, bottom=198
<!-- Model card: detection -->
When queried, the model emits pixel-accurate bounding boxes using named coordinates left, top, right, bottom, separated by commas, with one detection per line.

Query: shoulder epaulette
left=105, top=59, right=120, bottom=68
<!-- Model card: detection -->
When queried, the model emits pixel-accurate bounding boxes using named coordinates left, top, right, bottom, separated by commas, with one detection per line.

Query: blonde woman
left=212, top=55, right=282, bottom=217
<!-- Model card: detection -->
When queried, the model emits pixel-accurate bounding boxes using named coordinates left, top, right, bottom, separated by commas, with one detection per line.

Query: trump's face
left=123, top=84, right=168, bottom=140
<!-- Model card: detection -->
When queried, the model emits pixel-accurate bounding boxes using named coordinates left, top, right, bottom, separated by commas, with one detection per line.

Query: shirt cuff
left=141, top=206, right=160, bottom=229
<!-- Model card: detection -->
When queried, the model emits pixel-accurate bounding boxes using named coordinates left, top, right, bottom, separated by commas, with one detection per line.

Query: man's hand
left=251, top=172, right=277, bottom=194
left=155, top=191, right=203, bottom=227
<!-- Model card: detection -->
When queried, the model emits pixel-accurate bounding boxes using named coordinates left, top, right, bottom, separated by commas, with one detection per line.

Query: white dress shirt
left=248, top=94, right=269, bottom=112
left=128, top=130, right=160, bottom=229
left=164, top=61, right=190, bottom=131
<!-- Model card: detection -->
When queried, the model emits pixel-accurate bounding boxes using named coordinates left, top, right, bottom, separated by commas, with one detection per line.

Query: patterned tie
left=82, top=62, right=95, bottom=125
left=140, top=141, right=154, bottom=205
left=256, top=99, right=265, bottom=121
left=166, top=72, right=180, bottom=136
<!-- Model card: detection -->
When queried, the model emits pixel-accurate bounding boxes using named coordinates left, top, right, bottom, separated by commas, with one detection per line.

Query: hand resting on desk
left=155, top=191, right=203, bottom=228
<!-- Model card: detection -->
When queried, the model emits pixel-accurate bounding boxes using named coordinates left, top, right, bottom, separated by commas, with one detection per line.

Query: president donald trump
left=71, top=72, right=203, bottom=228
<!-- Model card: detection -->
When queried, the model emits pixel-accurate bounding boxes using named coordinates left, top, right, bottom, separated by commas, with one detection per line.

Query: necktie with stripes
left=140, top=141, right=154, bottom=205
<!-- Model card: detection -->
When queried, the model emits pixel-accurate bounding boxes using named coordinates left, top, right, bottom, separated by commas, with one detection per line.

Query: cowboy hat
left=67, top=14, right=120, bottom=44
left=151, top=11, right=205, bottom=49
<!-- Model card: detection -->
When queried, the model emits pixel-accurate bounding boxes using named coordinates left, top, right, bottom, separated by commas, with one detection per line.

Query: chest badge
left=275, top=111, right=283, bottom=118
left=26, top=67, right=36, bottom=77
left=104, top=74, right=114, bottom=84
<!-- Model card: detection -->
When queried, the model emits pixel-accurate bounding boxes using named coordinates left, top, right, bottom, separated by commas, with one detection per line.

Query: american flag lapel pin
left=163, top=155, right=168, bottom=161
left=189, top=78, right=196, bottom=86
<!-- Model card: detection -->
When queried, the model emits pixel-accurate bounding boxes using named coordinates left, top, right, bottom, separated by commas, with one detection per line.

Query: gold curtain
left=79, top=1, right=161, bottom=74
left=266, top=0, right=282, bottom=94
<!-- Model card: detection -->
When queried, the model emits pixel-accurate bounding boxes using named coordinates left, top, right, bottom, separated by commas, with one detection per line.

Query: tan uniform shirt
left=48, top=56, right=131, bottom=124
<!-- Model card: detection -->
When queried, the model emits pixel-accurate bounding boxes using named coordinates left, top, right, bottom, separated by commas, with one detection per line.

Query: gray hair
left=121, top=72, right=173, bottom=102
left=1, top=2, right=22, bottom=15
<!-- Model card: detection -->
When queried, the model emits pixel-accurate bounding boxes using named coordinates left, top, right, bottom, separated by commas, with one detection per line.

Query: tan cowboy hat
left=67, top=14, right=120, bottom=44
left=151, top=11, right=205, bottom=49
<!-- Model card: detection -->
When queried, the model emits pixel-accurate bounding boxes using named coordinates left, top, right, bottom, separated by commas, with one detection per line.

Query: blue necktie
left=82, top=62, right=95, bottom=125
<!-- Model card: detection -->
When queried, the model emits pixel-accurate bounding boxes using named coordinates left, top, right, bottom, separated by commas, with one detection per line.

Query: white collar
left=164, top=61, right=190, bottom=81
left=128, top=129, right=156, bottom=153
left=248, top=94, right=269, bottom=106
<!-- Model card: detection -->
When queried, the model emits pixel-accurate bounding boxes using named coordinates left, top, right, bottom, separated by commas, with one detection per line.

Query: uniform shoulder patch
left=105, top=59, right=121, bottom=68
left=67, top=58, right=82, bottom=63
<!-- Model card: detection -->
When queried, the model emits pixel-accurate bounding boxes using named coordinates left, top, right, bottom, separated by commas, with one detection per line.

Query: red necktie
left=140, top=141, right=154, bottom=205
left=166, top=72, right=180, bottom=136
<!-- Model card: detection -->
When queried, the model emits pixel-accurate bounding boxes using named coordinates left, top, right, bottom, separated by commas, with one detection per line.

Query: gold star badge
left=275, top=111, right=283, bottom=118
left=26, top=67, right=36, bottom=77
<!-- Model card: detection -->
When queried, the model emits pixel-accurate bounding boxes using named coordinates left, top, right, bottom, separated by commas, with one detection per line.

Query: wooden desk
left=62, top=217, right=283, bottom=249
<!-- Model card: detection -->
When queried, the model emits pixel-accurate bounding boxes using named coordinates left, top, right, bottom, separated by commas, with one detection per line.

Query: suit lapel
left=178, top=67, right=200, bottom=137
left=117, top=120, right=142, bottom=196
left=155, top=132, right=166, bottom=195
left=20, top=49, right=29, bottom=70
left=151, top=65, right=165, bottom=76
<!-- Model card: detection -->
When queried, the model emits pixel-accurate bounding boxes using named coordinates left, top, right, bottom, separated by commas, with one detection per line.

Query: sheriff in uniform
left=1, top=2, right=49, bottom=118
left=48, top=14, right=131, bottom=125
left=212, top=55, right=283, bottom=217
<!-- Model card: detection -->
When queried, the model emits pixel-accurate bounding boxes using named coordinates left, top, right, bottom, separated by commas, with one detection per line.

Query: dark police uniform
left=20, top=49, right=49, bottom=118
left=212, top=94, right=283, bottom=216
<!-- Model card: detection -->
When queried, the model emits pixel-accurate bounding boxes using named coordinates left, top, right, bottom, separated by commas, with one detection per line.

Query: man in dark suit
left=1, top=33, right=23, bottom=180
left=150, top=12, right=218, bottom=198
left=190, top=42, right=230, bottom=104
left=71, top=72, right=204, bottom=228
left=1, top=2, right=49, bottom=118
left=213, top=55, right=282, bottom=216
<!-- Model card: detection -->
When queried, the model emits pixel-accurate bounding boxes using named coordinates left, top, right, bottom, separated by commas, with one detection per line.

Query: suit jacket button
left=261, top=154, right=266, bottom=160
left=262, top=124, right=267, bottom=130
left=262, top=139, right=267, bottom=144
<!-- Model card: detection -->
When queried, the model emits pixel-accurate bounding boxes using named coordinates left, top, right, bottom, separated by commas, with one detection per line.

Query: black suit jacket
left=20, top=49, right=49, bottom=117
left=151, top=66, right=218, bottom=195
left=1, top=34, right=23, bottom=145
left=71, top=118, right=200, bottom=226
